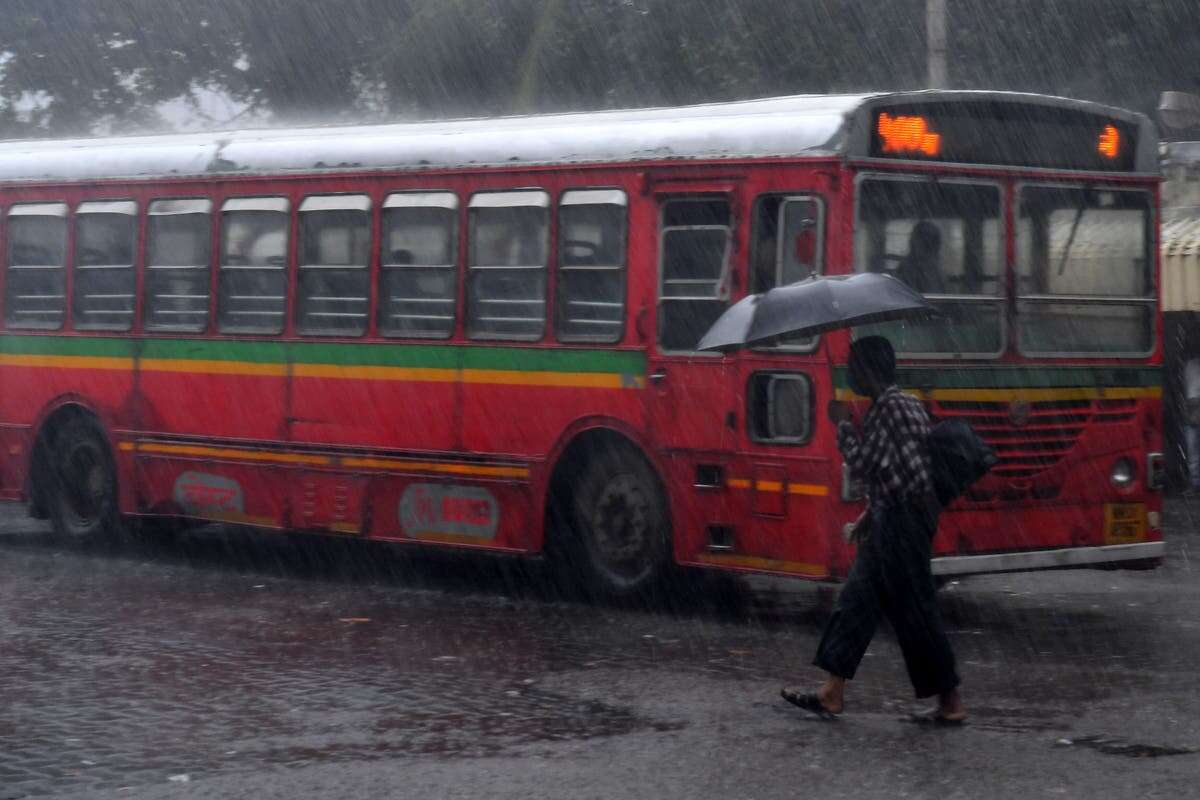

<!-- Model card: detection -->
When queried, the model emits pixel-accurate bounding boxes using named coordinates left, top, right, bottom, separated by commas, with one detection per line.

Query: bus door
left=647, top=191, right=741, bottom=559
left=729, top=193, right=836, bottom=575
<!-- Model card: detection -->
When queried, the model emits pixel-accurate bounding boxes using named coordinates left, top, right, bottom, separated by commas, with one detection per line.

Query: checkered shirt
left=837, top=385, right=934, bottom=509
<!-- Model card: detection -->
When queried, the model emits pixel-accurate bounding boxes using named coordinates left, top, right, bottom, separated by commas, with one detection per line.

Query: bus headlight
left=1110, top=458, right=1135, bottom=489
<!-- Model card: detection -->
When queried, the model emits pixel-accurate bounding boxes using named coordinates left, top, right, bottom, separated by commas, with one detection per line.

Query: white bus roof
left=0, top=91, right=1158, bottom=184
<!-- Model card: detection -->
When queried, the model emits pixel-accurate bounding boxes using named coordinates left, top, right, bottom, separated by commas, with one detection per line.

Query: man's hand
left=827, top=399, right=853, bottom=425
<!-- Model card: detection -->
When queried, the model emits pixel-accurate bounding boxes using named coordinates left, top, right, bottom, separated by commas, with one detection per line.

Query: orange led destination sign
left=1097, top=124, right=1121, bottom=159
left=876, top=112, right=942, bottom=157
left=868, top=102, right=1139, bottom=171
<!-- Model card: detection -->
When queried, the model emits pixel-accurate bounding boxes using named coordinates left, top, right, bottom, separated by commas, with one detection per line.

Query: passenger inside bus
left=896, top=220, right=946, bottom=294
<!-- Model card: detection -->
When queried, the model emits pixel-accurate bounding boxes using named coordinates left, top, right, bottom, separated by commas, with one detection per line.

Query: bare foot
left=935, top=688, right=967, bottom=722
left=816, top=683, right=844, bottom=714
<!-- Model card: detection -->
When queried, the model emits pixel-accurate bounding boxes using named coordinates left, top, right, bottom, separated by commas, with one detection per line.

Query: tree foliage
left=0, top=0, right=1197, bottom=138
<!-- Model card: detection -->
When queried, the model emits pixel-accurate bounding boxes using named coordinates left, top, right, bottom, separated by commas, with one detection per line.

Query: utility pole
left=927, top=0, right=948, bottom=89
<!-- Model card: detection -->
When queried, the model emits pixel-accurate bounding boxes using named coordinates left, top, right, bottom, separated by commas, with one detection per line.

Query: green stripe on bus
left=0, top=335, right=134, bottom=358
left=833, top=365, right=1162, bottom=389
left=0, top=334, right=647, bottom=375
left=459, top=346, right=645, bottom=375
left=141, top=338, right=288, bottom=364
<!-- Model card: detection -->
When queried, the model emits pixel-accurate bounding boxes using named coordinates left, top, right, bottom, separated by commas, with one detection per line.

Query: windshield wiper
left=1056, top=190, right=1090, bottom=277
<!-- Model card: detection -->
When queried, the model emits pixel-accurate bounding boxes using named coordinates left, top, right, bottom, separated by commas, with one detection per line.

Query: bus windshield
left=855, top=176, right=1003, bottom=356
left=1016, top=185, right=1154, bottom=355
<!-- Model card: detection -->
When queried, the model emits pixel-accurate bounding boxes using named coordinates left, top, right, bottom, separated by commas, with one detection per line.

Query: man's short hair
left=850, top=336, right=896, bottom=384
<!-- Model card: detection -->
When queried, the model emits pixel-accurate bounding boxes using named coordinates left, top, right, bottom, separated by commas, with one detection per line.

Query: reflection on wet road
left=2, top=502, right=1200, bottom=799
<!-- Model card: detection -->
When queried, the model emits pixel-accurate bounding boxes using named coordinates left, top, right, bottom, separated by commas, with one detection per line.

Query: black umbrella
left=696, top=273, right=936, bottom=352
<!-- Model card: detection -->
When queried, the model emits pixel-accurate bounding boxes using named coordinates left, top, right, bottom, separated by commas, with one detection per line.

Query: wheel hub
left=62, top=444, right=108, bottom=525
left=591, top=474, right=650, bottom=564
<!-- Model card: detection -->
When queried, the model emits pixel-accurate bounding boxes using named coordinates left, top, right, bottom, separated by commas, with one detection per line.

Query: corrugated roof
left=1161, top=216, right=1200, bottom=312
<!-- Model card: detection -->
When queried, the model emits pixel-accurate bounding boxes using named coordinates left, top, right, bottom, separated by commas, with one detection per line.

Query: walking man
left=781, top=336, right=966, bottom=724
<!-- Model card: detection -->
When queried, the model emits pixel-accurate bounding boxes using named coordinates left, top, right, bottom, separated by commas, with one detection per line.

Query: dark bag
left=928, top=418, right=997, bottom=507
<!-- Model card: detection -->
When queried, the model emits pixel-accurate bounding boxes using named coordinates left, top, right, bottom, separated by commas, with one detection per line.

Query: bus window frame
left=852, top=171, right=1007, bottom=360
left=466, top=188, right=551, bottom=343
left=295, top=192, right=373, bottom=338
left=143, top=196, right=213, bottom=334
left=378, top=190, right=460, bottom=341
left=1014, top=180, right=1157, bottom=359
left=555, top=187, right=628, bottom=345
left=73, top=198, right=138, bottom=333
left=655, top=195, right=734, bottom=357
left=746, top=370, right=815, bottom=446
left=5, top=201, right=69, bottom=332
left=217, top=195, right=291, bottom=337
left=749, top=192, right=826, bottom=355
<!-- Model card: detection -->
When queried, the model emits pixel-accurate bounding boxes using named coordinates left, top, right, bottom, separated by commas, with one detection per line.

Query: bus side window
left=218, top=197, right=289, bottom=335
left=297, top=195, right=371, bottom=337
left=74, top=200, right=137, bottom=332
left=751, top=194, right=823, bottom=350
left=658, top=197, right=731, bottom=352
left=145, top=198, right=212, bottom=333
left=379, top=192, right=458, bottom=339
left=467, top=190, right=549, bottom=341
left=752, top=195, right=822, bottom=293
left=747, top=371, right=813, bottom=444
left=5, top=203, right=68, bottom=330
left=557, top=189, right=627, bottom=343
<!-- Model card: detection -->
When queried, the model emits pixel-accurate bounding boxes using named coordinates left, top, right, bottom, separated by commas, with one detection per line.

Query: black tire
left=566, top=445, right=669, bottom=597
left=46, top=417, right=122, bottom=541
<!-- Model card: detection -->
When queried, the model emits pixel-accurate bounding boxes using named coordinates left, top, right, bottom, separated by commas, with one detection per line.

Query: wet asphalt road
left=2, top=502, right=1200, bottom=799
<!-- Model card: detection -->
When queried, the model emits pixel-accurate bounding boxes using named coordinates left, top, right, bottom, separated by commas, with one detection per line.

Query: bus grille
left=933, top=398, right=1137, bottom=481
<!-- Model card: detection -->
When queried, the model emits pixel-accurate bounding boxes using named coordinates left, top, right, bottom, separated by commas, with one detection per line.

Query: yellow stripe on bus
left=292, top=364, right=458, bottom=383
left=834, top=386, right=1162, bottom=402
left=15, top=354, right=638, bottom=390
left=141, top=358, right=287, bottom=377
left=0, top=353, right=133, bottom=371
left=125, top=440, right=529, bottom=479
left=410, top=532, right=496, bottom=545
left=461, top=368, right=643, bottom=390
left=726, top=478, right=829, bottom=496
left=693, top=553, right=827, bottom=577
left=340, top=456, right=529, bottom=479
left=202, top=511, right=280, bottom=527
left=134, top=441, right=332, bottom=466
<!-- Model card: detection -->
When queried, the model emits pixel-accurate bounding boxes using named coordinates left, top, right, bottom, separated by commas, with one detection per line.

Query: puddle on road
left=955, top=705, right=1069, bottom=734
left=1057, top=735, right=1196, bottom=758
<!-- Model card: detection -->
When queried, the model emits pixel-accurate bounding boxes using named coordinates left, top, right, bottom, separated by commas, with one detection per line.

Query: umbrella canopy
left=696, top=273, right=936, bottom=352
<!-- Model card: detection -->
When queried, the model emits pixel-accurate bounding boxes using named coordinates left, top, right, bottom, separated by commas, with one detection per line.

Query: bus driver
left=897, top=220, right=946, bottom=294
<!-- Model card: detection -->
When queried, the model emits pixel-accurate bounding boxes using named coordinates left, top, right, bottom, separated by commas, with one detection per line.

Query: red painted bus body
left=0, top=92, right=1165, bottom=593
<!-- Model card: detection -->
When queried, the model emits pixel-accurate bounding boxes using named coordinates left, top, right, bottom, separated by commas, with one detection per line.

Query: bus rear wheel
left=47, top=418, right=121, bottom=541
left=568, top=447, right=669, bottom=597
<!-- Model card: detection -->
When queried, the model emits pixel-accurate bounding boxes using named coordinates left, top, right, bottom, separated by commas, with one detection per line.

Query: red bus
left=0, top=91, right=1165, bottom=595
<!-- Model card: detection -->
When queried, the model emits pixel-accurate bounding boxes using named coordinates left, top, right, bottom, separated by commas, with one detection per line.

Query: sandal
left=780, top=687, right=839, bottom=720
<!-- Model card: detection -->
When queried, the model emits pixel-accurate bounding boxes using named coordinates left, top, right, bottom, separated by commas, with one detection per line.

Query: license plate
left=1104, top=503, right=1146, bottom=544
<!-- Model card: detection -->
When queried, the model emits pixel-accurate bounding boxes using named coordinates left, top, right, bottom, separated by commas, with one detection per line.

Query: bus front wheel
left=568, top=446, right=669, bottom=597
left=47, top=417, right=121, bottom=541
